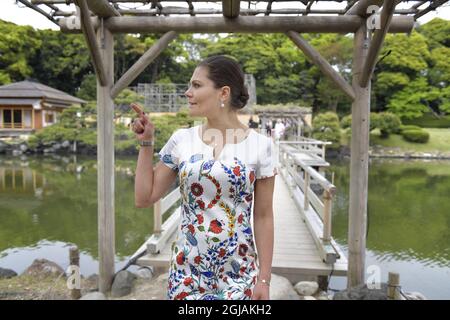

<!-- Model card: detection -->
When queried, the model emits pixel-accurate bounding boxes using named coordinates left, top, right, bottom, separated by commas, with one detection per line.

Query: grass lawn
left=342, top=128, right=450, bottom=153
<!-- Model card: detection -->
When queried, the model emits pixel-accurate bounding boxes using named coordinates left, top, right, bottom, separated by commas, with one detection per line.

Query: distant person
left=248, top=116, right=258, bottom=129
left=274, top=119, right=285, bottom=140
left=265, top=120, right=272, bottom=137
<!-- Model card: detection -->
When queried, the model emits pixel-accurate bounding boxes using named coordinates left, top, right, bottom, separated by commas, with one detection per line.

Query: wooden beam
left=360, top=0, right=396, bottom=87
left=59, top=15, right=415, bottom=34
left=345, top=0, right=384, bottom=17
left=347, top=24, right=370, bottom=289
left=17, top=0, right=59, bottom=25
left=111, top=31, right=178, bottom=99
left=223, top=0, right=240, bottom=18
left=287, top=31, right=356, bottom=101
left=86, top=0, right=120, bottom=18
left=414, top=0, right=449, bottom=20
left=74, top=0, right=108, bottom=86
left=97, top=25, right=115, bottom=294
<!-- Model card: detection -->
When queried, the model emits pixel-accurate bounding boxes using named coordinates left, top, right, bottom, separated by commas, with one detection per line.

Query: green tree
left=0, top=20, right=41, bottom=84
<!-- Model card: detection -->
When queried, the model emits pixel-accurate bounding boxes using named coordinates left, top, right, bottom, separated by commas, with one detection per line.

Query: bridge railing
left=279, top=137, right=331, bottom=159
left=278, top=142, right=340, bottom=264
left=146, top=186, right=181, bottom=254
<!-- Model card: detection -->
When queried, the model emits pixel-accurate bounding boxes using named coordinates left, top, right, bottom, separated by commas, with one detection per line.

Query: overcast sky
left=0, top=0, right=448, bottom=31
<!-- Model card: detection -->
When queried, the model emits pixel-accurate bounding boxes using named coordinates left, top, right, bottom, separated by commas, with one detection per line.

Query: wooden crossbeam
left=17, top=0, right=59, bottom=25
left=360, top=0, right=396, bottom=87
left=345, top=0, right=384, bottom=16
left=86, top=0, right=120, bottom=18
left=59, top=16, right=415, bottom=34
left=111, top=31, right=178, bottom=99
left=287, top=31, right=356, bottom=101
left=74, top=0, right=108, bottom=86
left=223, top=0, right=241, bottom=18
left=414, top=0, right=449, bottom=20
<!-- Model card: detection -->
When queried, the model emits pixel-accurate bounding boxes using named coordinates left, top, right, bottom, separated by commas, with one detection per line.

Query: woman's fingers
left=132, top=119, right=144, bottom=133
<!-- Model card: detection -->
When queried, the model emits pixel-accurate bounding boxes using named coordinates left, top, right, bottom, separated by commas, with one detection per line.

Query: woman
left=132, top=55, right=278, bottom=300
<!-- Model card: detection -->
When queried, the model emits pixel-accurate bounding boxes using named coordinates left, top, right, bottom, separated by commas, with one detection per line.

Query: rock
left=403, top=291, right=427, bottom=300
left=62, top=140, right=71, bottom=148
left=84, top=274, right=99, bottom=292
left=22, top=259, right=65, bottom=278
left=333, top=283, right=388, bottom=300
left=0, top=267, right=18, bottom=279
left=269, top=274, right=300, bottom=300
left=315, top=291, right=330, bottom=300
left=302, top=296, right=316, bottom=300
left=134, top=266, right=153, bottom=279
left=294, top=281, right=319, bottom=296
left=80, top=292, right=107, bottom=300
left=19, top=143, right=28, bottom=152
left=111, top=270, right=137, bottom=298
left=12, top=150, right=22, bottom=156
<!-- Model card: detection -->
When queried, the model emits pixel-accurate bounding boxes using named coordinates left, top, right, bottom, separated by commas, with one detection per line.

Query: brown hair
left=198, top=55, right=249, bottom=109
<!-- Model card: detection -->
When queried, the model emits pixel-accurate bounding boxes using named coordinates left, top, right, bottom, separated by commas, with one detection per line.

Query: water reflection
left=0, top=154, right=156, bottom=275
left=327, top=159, right=450, bottom=298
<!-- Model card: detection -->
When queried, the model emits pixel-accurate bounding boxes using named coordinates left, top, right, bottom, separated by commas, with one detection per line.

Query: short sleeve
left=256, top=136, right=279, bottom=179
left=158, top=130, right=181, bottom=172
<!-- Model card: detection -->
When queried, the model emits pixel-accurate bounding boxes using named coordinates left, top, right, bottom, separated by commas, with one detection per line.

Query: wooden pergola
left=20, top=0, right=448, bottom=294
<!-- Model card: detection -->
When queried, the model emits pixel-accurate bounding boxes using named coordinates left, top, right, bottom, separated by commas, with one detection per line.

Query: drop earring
left=220, top=101, right=225, bottom=108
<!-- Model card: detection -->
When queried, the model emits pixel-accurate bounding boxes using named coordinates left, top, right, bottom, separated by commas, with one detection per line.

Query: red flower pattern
left=238, top=244, right=249, bottom=257
left=175, top=292, right=189, bottom=300
left=183, top=277, right=193, bottom=286
left=209, top=219, right=223, bottom=234
left=176, top=252, right=185, bottom=265
left=191, top=183, right=203, bottom=197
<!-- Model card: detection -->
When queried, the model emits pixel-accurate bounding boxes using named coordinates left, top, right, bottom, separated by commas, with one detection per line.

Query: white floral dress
left=158, top=125, right=278, bottom=300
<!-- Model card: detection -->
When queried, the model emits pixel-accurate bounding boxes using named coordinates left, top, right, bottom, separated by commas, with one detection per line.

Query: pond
left=327, top=158, right=450, bottom=300
left=0, top=155, right=449, bottom=299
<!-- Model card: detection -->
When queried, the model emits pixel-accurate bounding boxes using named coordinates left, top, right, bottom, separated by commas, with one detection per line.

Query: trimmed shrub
left=378, top=112, right=402, bottom=137
left=312, top=112, right=341, bottom=150
left=402, top=129, right=430, bottom=143
left=340, top=115, right=352, bottom=129
left=399, top=125, right=422, bottom=133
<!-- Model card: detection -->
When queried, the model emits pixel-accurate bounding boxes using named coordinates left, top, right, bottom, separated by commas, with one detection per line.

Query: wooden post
left=97, top=25, right=115, bottom=294
left=347, top=24, right=371, bottom=289
left=387, top=272, right=401, bottom=300
left=304, top=172, right=310, bottom=211
left=154, top=200, right=162, bottom=235
left=75, top=0, right=108, bottom=86
left=223, top=0, right=240, bottom=18
left=322, top=190, right=332, bottom=242
left=69, top=246, right=81, bottom=299
left=359, top=0, right=396, bottom=87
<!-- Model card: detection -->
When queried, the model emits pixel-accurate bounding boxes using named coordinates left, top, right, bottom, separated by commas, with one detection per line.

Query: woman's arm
left=252, top=175, right=276, bottom=300
left=132, top=111, right=178, bottom=208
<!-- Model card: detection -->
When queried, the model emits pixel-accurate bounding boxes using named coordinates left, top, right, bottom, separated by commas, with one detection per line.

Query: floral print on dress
left=158, top=126, right=277, bottom=300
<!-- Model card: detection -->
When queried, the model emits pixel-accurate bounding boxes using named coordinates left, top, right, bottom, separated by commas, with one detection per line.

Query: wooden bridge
left=133, top=136, right=348, bottom=285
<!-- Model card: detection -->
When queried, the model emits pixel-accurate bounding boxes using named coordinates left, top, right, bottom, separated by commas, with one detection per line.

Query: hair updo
left=198, top=55, right=249, bottom=109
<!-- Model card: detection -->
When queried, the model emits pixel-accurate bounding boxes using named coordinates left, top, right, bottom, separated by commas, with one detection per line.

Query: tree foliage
left=0, top=18, right=448, bottom=120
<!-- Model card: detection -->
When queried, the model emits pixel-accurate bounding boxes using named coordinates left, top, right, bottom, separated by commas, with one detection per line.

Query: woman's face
left=185, top=66, right=225, bottom=118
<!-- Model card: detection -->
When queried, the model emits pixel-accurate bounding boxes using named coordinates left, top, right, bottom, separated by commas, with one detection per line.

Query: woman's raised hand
left=130, top=102, right=155, bottom=141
